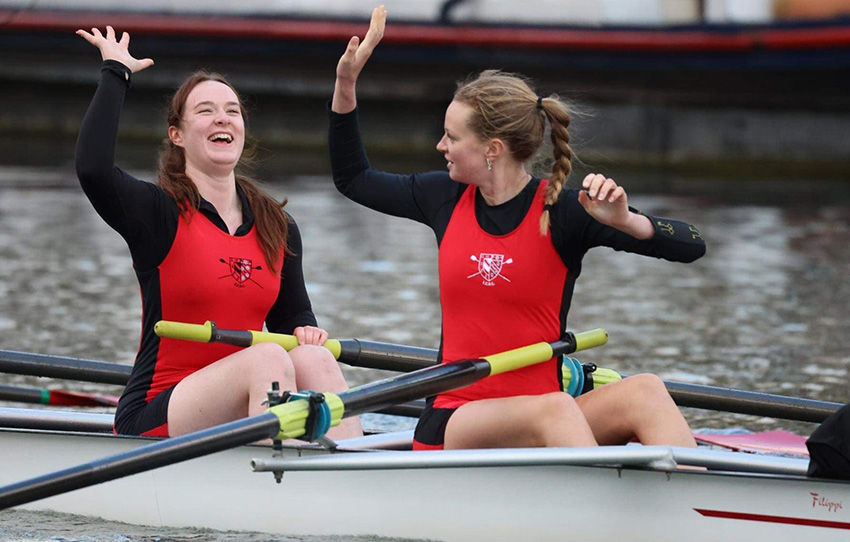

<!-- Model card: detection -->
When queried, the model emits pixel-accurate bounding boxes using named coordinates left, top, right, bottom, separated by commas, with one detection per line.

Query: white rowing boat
left=1, top=407, right=849, bottom=541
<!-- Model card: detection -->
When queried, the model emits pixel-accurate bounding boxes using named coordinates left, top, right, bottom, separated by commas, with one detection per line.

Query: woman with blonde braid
left=330, top=7, right=706, bottom=450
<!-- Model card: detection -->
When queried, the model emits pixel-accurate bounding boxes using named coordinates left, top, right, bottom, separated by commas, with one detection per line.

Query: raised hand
left=337, top=5, right=386, bottom=83
left=294, top=326, right=330, bottom=347
left=76, top=26, right=154, bottom=74
left=578, top=173, right=654, bottom=239
left=578, top=173, right=630, bottom=227
left=332, top=5, right=386, bottom=113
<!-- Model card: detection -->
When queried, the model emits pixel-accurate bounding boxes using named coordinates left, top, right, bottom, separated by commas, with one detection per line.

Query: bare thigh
left=444, top=393, right=596, bottom=449
left=168, top=342, right=294, bottom=436
left=576, top=374, right=695, bottom=447
left=287, top=344, right=363, bottom=440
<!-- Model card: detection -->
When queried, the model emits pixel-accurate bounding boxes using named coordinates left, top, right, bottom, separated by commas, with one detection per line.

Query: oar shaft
left=664, top=381, right=838, bottom=424
left=339, top=338, right=582, bottom=417
left=338, top=340, right=435, bottom=372
left=341, top=360, right=489, bottom=417
left=4, top=338, right=841, bottom=423
left=378, top=400, right=426, bottom=418
left=0, top=384, right=49, bottom=405
left=0, top=350, right=130, bottom=386
left=0, top=412, right=281, bottom=510
left=0, top=385, right=117, bottom=408
left=154, top=321, right=430, bottom=370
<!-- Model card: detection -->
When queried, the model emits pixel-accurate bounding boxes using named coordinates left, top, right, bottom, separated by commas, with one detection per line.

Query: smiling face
left=168, top=80, right=245, bottom=176
left=436, top=100, right=490, bottom=185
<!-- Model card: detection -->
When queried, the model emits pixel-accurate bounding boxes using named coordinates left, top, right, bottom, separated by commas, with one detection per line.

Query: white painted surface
left=2, top=428, right=849, bottom=541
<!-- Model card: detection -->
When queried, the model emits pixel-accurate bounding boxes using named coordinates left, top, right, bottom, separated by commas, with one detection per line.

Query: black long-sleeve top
left=328, top=106, right=706, bottom=331
left=76, top=61, right=317, bottom=333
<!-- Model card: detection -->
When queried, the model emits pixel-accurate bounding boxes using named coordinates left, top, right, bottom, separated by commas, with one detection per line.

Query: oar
left=0, top=348, right=418, bottom=417
left=154, top=321, right=844, bottom=424
left=0, top=350, right=131, bottom=385
left=153, top=320, right=436, bottom=372
left=1, top=331, right=843, bottom=423
left=0, top=384, right=118, bottom=407
left=0, top=328, right=608, bottom=510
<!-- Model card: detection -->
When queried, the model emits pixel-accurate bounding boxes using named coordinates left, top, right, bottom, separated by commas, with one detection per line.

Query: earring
left=486, top=158, right=492, bottom=171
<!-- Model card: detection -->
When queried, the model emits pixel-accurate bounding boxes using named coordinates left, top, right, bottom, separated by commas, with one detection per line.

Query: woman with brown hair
left=330, top=7, right=705, bottom=450
left=75, top=26, right=361, bottom=439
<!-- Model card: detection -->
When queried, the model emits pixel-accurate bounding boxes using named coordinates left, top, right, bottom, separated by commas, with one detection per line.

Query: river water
left=1, top=162, right=849, bottom=540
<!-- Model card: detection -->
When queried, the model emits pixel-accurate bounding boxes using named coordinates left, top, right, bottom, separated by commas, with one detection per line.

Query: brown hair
left=157, top=71, right=291, bottom=273
left=454, top=70, right=573, bottom=234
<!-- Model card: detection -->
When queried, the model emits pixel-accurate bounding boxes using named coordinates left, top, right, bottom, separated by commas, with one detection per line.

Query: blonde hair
left=454, top=70, right=573, bottom=234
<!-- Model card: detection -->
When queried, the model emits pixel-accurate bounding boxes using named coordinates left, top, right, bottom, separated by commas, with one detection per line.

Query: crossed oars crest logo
left=467, top=253, right=512, bottom=286
left=219, top=257, right=263, bottom=288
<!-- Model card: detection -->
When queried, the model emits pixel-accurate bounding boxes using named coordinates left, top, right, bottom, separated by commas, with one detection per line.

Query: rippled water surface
left=1, top=165, right=849, bottom=540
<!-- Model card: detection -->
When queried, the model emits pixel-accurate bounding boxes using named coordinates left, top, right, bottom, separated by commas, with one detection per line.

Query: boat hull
left=2, top=427, right=850, bottom=541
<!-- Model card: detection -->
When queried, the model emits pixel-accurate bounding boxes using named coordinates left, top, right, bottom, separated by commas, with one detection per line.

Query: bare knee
left=291, top=343, right=333, bottom=361
left=538, top=392, right=583, bottom=421
left=244, top=342, right=295, bottom=382
left=624, top=373, right=672, bottom=405
left=291, top=345, right=338, bottom=373
left=529, top=393, right=586, bottom=444
left=247, top=341, right=288, bottom=359
left=290, top=344, right=348, bottom=391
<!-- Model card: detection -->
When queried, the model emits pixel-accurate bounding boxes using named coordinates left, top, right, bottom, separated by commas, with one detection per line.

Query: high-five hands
left=76, top=26, right=154, bottom=74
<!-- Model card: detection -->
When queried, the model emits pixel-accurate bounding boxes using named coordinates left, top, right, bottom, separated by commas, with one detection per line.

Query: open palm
left=76, top=26, right=154, bottom=74
left=336, top=6, right=386, bottom=83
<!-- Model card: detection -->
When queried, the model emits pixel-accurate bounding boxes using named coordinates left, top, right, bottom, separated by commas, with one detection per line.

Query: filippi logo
left=810, top=492, right=844, bottom=513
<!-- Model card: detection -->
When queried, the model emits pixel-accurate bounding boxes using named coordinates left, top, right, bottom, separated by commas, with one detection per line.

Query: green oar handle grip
left=155, top=320, right=343, bottom=359
left=485, top=328, right=608, bottom=377
left=154, top=321, right=214, bottom=343
left=249, top=331, right=343, bottom=359
left=573, top=328, right=609, bottom=353
left=248, top=330, right=300, bottom=350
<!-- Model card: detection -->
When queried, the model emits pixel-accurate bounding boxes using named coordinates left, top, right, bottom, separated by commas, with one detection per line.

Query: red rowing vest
left=436, top=181, right=568, bottom=409
left=147, top=212, right=282, bottom=400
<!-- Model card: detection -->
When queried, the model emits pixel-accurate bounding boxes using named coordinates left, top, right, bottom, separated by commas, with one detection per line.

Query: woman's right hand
left=332, top=5, right=386, bottom=113
left=76, top=26, right=154, bottom=74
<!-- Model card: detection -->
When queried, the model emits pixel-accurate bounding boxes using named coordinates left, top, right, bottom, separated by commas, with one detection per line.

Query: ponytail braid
left=454, top=71, right=574, bottom=236
left=538, top=96, right=573, bottom=235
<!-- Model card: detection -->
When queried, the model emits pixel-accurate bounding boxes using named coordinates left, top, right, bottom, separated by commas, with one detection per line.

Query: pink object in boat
left=694, top=430, right=809, bottom=457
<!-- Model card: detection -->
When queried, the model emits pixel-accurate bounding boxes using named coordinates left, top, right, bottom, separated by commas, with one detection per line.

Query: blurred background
left=1, top=0, right=849, bottom=432
left=0, top=0, right=849, bottom=175
left=1, top=4, right=849, bottom=539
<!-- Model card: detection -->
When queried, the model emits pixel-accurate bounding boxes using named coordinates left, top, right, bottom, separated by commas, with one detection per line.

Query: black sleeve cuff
left=326, top=101, right=357, bottom=120
left=102, top=60, right=132, bottom=87
left=646, top=214, right=707, bottom=261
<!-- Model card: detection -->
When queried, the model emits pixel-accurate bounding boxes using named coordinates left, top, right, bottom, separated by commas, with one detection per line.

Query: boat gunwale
left=251, top=444, right=824, bottom=480
left=4, top=423, right=838, bottom=486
